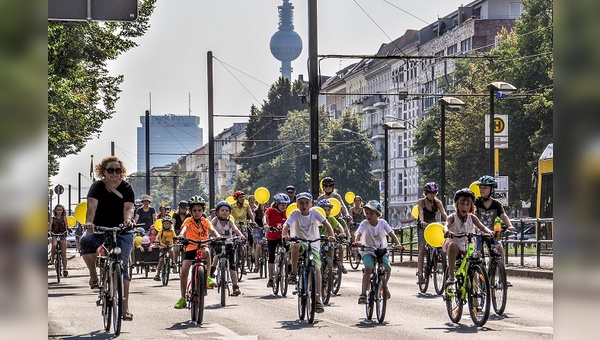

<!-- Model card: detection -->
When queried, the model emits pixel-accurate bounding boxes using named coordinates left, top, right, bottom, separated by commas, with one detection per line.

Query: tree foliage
left=47, top=1, right=157, bottom=177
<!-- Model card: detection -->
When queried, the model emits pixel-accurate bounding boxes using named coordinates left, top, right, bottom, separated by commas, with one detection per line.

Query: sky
left=50, top=0, right=463, bottom=206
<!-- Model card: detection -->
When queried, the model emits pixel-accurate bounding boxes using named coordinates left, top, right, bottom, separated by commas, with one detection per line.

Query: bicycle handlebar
left=94, top=223, right=142, bottom=234
left=289, top=236, right=329, bottom=244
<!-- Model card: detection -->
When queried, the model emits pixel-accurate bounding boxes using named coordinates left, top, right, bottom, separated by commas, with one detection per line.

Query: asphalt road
left=48, top=249, right=553, bottom=339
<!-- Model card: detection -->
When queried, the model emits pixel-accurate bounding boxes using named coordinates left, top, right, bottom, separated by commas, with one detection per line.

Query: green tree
left=47, top=1, right=157, bottom=177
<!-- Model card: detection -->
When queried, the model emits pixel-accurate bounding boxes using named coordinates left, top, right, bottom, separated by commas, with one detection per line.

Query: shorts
left=79, top=232, right=133, bottom=280
left=362, top=253, right=391, bottom=271
left=184, top=249, right=204, bottom=261
left=252, top=227, right=264, bottom=245
left=417, top=226, right=425, bottom=243
left=52, top=235, right=67, bottom=241
left=291, top=243, right=321, bottom=269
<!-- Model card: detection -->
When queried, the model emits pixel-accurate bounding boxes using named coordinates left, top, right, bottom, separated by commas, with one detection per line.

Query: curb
left=391, top=260, right=553, bottom=280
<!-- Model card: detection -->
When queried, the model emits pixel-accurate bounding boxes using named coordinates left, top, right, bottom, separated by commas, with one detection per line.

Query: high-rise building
left=137, top=114, right=203, bottom=172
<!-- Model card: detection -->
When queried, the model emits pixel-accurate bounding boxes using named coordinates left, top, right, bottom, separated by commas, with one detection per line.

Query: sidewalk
left=391, top=253, right=553, bottom=280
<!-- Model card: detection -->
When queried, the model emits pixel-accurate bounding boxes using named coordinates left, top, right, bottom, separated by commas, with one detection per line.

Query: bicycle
left=331, top=237, right=347, bottom=295
left=236, top=221, right=252, bottom=275
left=49, top=230, right=68, bottom=283
left=174, top=242, right=183, bottom=276
left=346, top=235, right=361, bottom=270
left=443, top=232, right=491, bottom=327
left=94, top=224, right=135, bottom=336
left=418, top=242, right=447, bottom=295
left=180, top=237, right=211, bottom=325
left=356, top=244, right=393, bottom=323
left=156, top=243, right=173, bottom=286
left=290, top=236, right=327, bottom=324
left=272, top=238, right=289, bottom=296
left=212, top=237, right=242, bottom=307
left=481, top=231, right=512, bottom=315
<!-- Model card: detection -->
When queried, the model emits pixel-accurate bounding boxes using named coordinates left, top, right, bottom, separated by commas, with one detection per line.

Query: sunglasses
left=287, top=191, right=295, bottom=194
left=323, top=184, right=333, bottom=188
left=105, top=167, right=122, bottom=174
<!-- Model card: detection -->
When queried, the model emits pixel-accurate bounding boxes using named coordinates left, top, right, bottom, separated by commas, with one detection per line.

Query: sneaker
left=153, top=275, right=161, bottom=281
left=315, top=301, right=325, bottom=313
left=231, top=285, right=241, bottom=296
left=506, top=281, right=513, bottom=287
left=341, top=266, right=348, bottom=274
left=385, top=290, right=391, bottom=299
left=172, top=266, right=178, bottom=274
left=267, top=279, right=274, bottom=288
left=174, top=297, right=186, bottom=309
left=358, top=294, right=367, bottom=304
left=207, top=276, right=217, bottom=288
left=63, top=270, right=69, bottom=277
left=253, top=267, right=259, bottom=273
left=287, top=272, right=297, bottom=285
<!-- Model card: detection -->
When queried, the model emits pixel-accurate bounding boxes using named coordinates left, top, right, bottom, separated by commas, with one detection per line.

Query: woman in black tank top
left=416, top=183, right=448, bottom=285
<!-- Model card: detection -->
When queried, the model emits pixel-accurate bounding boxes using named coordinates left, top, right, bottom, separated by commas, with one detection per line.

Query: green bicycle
left=443, top=232, right=491, bottom=327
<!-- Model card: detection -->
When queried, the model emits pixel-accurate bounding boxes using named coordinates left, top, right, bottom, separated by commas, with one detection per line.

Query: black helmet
left=477, top=175, right=498, bottom=189
left=322, top=177, right=334, bottom=186
left=178, top=200, right=187, bottom=208
left=454, top=188, right=475, bottom=203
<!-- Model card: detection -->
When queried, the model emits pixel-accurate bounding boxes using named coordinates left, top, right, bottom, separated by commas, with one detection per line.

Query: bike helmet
left=215, top=200, right=232, bottom=211
left=322, top=177, right=335, bottom=186
left=162, top=215, right=173, bottom=224
left=233, top=190, right=245, bottom=199
left=134, top=199, right=142, bottom=206
left=423, top=182, right=439, bottom=193
left=296, top=192, right=313, bottom=201
left=178, top=200, right=187, bottom=208
left=363, top=200, right=382, bottom=216
left=135, top=227, right=145, bottom=234
left=188, top=195, right=206, bottom=208
left=317, top=199, right=333, bottom=208
left=476, top=175, right=498, bottom=188
left=273, top=193, right=291, bottom=204
left=454, top=188, right=476, bottom=203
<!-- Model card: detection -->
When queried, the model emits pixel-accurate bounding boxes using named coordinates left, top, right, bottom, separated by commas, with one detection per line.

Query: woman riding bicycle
left=354, top=200, right=403, bottom=304
left=80, top=156, right=136, bottom=321
left=416, top=182, right=448, bottom=285
left=443, top=189, right=493, bottom=286
left=264, top=193, right=289, bottom=288
left=174, top=195, right=221, bottom=309
left=48, top=204, right=69, bottom=277
left=210, top=200, right=245, bottom=296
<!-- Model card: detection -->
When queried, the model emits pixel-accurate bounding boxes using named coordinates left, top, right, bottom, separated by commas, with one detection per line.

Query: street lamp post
left=487, top=82, right=516, bottom=176
left=382, top=122, right=406, bottom=222
left=438, top=97, right=465, bottom=205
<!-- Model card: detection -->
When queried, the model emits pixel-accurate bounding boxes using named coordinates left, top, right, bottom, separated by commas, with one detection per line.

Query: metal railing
left=387, top=217, right=553, bottom=268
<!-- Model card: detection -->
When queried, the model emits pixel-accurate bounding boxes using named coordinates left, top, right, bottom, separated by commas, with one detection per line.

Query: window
left=460, top=38, right=471, bottom=53
left=398, top=174, right=403, bottom=194
left=509, top=3, right=523, bottom=19
left=447, top=44, right=457, bottom=56
left=397, top=136, right=403, bottom=158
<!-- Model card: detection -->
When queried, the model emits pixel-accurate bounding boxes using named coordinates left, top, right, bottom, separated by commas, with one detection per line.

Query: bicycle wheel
left=349, top=246, right=360, bottom=270
left=177, top=250, right=183, bottom=277
left=468, top=263, right=491, bottom=327
left=445, top=269, right=463, bottom=323
left=297, top=272, right=306, bottom=320
left=332, top=259, right=343, bottom=295
left=162, top=258, right=170, bottom=286
left=236, top=246, right=244, bottom=281
left=262, top=249, right=269, bottom=278
left=433, top=249, right=447, bottom=295
left=220, top=261, right=227, bottom=307
left=246, top=245, right=254, bottom=273
left=280, top=255, right=289, bottom=297
left=307, top=267, right=317, bottom=324
left=419, top=248, right=431, bottom=293
left=111, top=264, right=123, bottom=335
left=195, top=266, right=206, bottom=324
left=190, top=266, right=198, bottom=322
left=366, top=280, right=374, bottom=320
left=321, top=257, right=333, bottom=305
left=101, top=266, right=111, bottom=332
left=489, top=260, right=507, bottom=315
left=376, top=272, right=388, bottom=323
left=273, top=255, right=281, bottom=295
left=55, top=245, right=61, bottom=283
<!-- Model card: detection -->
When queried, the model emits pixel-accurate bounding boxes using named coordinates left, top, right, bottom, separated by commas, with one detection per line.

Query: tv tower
left=269, top=0, right=303, bottom=80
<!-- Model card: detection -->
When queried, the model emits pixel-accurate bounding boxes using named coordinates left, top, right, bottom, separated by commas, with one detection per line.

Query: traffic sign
left=485, top=115, right=508, bottom=137
left=54, top=184, right=64, bottom=195
left=48, top=0, right=138, bottom=22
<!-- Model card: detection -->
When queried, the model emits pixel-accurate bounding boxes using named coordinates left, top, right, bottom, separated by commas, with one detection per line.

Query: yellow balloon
left=254, top=187, right=270, bottom=204
left=226, top=196, right=235, bottom=204
left=320, top=178, right=324, bottom=191
left=424, top=223, right=445, bottom=247
left=469, top=181, right=481, bottom=197
left=229, top=215, right=235, bottom=223
left=153, top=219, right=162, bottom=231
left=169, top=210, right=175, bottom=217
left=67, top=216, right=77, bottom=227
left=329, top=197, right=342, bottom=216
left=411, top=205, right=419, bottom=220
left=344, top=191, right=355, bottom=204
left=74, top=201, right=87, bottom=224
left=286, top=203, right=298, bottom=218
left=312, top=206, right=326, bottom=218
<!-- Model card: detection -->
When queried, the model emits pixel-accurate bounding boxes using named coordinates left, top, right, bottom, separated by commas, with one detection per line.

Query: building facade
left=137, top=114, right=204, bottom=172
left=321, top=0, right=522, bottom=227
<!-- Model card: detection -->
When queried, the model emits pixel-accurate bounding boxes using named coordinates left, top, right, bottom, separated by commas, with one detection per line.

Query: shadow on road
left=354, top=319, right=389, bottom=328
left=277, top=319, right=319, bottom=330
left=424, top=322, right=498, bottom=334
left=415, top=292, right=442, bottom=299
left=54, top=330, right=120, bottom=340
left=166, top=320, right=204, bottom=331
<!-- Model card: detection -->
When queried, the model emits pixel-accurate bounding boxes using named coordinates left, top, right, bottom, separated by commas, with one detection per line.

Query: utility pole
left=308, top=0, right=319, bottom=198
left=207, top=51, right=215, bottom=207
left=145, top=110, right=150, bottom=195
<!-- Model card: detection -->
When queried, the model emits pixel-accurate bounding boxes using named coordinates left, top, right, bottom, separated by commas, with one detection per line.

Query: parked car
left=507, top=223, right=536, bottom=241
left=66, top=230, right=77, bottom=248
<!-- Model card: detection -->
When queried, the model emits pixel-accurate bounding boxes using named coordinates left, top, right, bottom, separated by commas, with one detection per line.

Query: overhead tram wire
left=353, top=0, right=407, bottom=56
left=214, top=56, right=263, bottom=106
left=380, top=0, right=430, bottom=24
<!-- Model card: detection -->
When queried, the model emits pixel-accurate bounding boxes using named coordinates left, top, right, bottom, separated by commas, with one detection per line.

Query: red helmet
left=233, top=190, right=245, bottom=199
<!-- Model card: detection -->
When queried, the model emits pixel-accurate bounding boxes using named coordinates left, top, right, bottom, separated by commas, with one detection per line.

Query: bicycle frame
left=291, top=237, right=327, bottom=324
left=182, top=238, right=211, bottom=325
left=359, top=244, right=391, bottom=323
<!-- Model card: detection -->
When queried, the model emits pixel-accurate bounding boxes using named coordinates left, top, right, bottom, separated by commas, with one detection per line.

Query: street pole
left=145, top=109, right=150, bottom=195
left=308, top=0, right=319, bottom=198
left=489, top=87, right=495, bottom=176
left=384, top=127, right=389, bottom=222
left=440, top=103, right=446, bottom=204
left=208, top=51, right=215, bottom=208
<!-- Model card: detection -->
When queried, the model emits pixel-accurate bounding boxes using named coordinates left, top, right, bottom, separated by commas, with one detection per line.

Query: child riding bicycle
left=154, top=215, right=177, bottom=281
